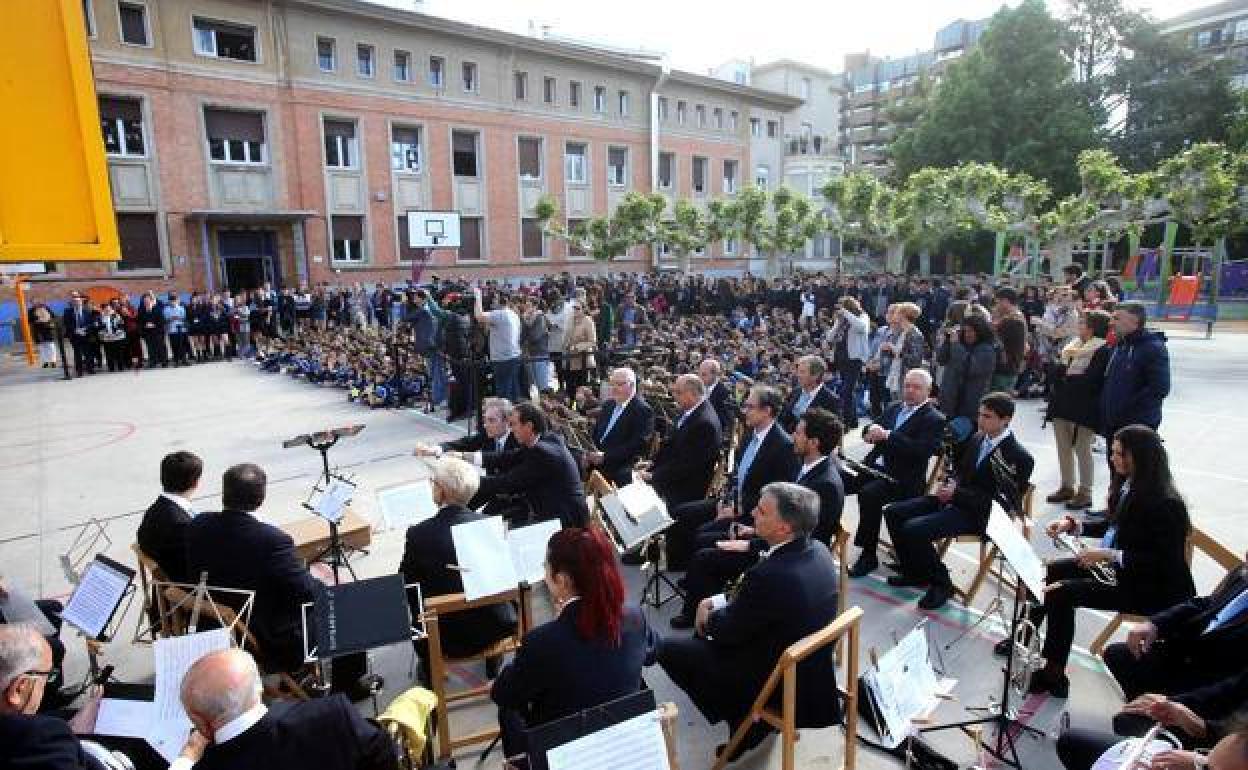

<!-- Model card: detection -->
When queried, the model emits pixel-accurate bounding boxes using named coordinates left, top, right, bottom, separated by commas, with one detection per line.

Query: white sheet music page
left=61, top=558, right=132, bottom=639
left=451, top=516, right=518, bottom=600
left=314, top=478, right=354, bottom=523
left=507, top=519, right=562, bottom=584
left=985, top=504, right=1046, bottom=599
left=153, top=628, right=231, bottom=725
left=869, top=626, right=942, bottom=748
left=376, top=480, right=438, bottom=531
left=94, top=698, right=154, bottom=739
left=545, top=710, right=671, bottom=770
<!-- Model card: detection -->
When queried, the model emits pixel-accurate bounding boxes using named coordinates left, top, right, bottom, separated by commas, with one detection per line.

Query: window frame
left=657, top=96, right=669, bottom=122
left=543, top=76, right=557, bottom=105
left=691, top=156, right=708, bottom=196
left=676, top=101, right=687, bottom=125
left=191, top=16, right=259, bottom=63
left=393, top=49, right=411, bottom=82
left=451, top=129, right=480, bottom=179
left=456, top=216, right=485, bottom=262
left=606, top=145, right=628, bottom=187
left=657, top=151, right=675, bottom=190
left=517, top=136, right=543, bottom=181
left=722, top=159, right=738, bottom=194
left=205, top=107, right=268, bottom=166
left=99, top=96, right=147, bottom=158
left=564, top=141, right=588, bottom=185
left=356, top=44, right=375, bottom=79
left=696, top=105, right=706, bottom=128
left=116, top=1, right=151, bottom=48
left=113, top=211, right=165, bottom=273
left=593, top=86, right=607, bottom=114
left=316, top=36, right=336, bottom=72
left=429, top=55, right=445, bottom=88
left=520, top=217, right=546, bottom=260
left=568, top=80, right=582, bottom=109
left=82, top=0, right=97, bottom=38
left=618, top=90, right=629, bottom=116
left=330, top=215, right=366, bottom=264
left=461, top=61, right=478, bottom=93
left=514, top=70, right=529, bottom=101
left=322, top=118, right=359, bottom=170
left=390, top=123, right=422, bottom=173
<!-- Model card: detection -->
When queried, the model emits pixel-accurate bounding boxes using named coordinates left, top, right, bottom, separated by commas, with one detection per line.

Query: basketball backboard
left=406, top=210, right=461, bottom=249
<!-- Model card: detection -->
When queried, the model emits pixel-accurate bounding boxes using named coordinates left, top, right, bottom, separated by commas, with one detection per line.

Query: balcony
left=846, top=110, right=876, bottom=128
left=848, top=90, right=881, bottom=108
left=785, top=134, right=840, bottom=157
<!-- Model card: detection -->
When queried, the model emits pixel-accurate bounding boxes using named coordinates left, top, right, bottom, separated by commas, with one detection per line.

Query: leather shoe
left=716, top=721, right=770, bottom=763
left=918, top=583, right=951, bottom=610
left=886, top=574, right=929, bottom=588
left=1027, top=668, right=1070, bottom=698
left=883, top=560, right=904, bottom=573
left=669, top=613, right=695, bottom=630
left=1064, top=492, right=1092, bottom=510
left=485, top=654, right=503, bottom=679
left=1045, top=487, right=1074, bottom=504
left=993, top=637, right=1012, bottom=656
left=848, top=553, right=878, bottom=578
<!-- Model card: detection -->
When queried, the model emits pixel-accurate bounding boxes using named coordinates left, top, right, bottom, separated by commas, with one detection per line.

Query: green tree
left=735, top=186, right=826, bottom=276
left=890, top=0, right=1104, bottom=196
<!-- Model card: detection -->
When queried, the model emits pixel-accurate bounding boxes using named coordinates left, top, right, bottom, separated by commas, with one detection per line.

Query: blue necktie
left=1206, top=589, right=1248, bottom=634
left=601, top=402, right=624, bottom=441
left=1100, top=525, right=1118, bottom=549
left=737, top=434, right=762, bottom=499
left=895, top=405, right=915, bottom=429
left=795, top=389, right=814, bottom=417
left=976, top=438, right=994, bottom=468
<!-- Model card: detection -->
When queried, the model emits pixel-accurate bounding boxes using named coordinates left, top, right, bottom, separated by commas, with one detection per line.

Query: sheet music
left=985, top=505, right=1046, bottom=599
left=153, top=629, right=231, bottom=725
left=95, top=698, right=154, bottom=739
left=0, top=582, right=56, bottom=636
left=867, top=626, right=945, bottom=748
left=1091, top=736, right=1173, bottom=770
left=376, top=480, right=439, bottom=531
left=545, top=711, right=671, bottom=770
left=61, top=556, right=133, bottom=639
left=148, top=719, right=191, bottom=763
left=451, top=516, right=518, bottom=601
left=508, top=520, right=563, bottom=584
left=600, top=482, right=673, bottom=550
left=615, top=482, right=665, bottom=524
left=314, top=478, right=354, bottom=523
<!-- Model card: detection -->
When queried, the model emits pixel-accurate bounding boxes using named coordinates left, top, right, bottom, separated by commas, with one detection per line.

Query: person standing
left=137, top=291, right=167, bottom=367
left=1100, top=301, right=1170, bottom=456
left=97, top=302, right=128, bottom=372
left=27, top=302, right=59, bottom=369
left=936, top=314, right=997, bottom=421
left=61, top=292, right=97, bottom=376
left=829, top=297, right=870, bottom=429
left=991, top=287, right=1028, bottom=393
left=562, top=300, right=598, bottom=399
left=473, top=289, right=523, bottom=403
left=1046, top=310, right=1112, bottom=509
left=518, top=296, right=552, bottom=395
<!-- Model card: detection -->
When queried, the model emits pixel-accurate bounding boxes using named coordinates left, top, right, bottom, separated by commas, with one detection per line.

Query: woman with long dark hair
left=936, top=312, right=997, bottom=420
left=1002, top=424, right=1195, bottom=697
left=491, top=527, right=656, bottom=759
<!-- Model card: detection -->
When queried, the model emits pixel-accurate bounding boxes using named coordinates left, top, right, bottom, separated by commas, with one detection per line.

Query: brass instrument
left=837, top=451, right=899, bottom=486
left=1051, top=532, right=1119, bottom=586
left=1008, top=614, right=1045, bottom=699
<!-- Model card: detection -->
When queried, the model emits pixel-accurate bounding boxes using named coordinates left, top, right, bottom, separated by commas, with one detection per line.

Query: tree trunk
left=886, top=242, right=905, bottom=273
left=1048, top=239, right=1073, bottom=281
left=678, top=250, right=692, bottom=276
left=918, top=248, right=931, bottom=276
left=766, top=249, right=781, bottom=278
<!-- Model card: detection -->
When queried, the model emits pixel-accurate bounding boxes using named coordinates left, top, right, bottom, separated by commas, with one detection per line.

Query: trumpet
left=1009, top=615, right=1045, bottom=701
left=1051, top=532, right=1119, bottom=586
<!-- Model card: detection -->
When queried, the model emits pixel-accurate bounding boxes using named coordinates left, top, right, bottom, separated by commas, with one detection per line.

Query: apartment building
left=35, top=0, right=798, bottom=300
left=1160, top=0, right=1248, bottom=90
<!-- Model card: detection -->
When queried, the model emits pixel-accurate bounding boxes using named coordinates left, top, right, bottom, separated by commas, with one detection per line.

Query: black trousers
left=169, top=332, right=191, bottom=364
left=658, top=635, right=751, bottom=728
left=103, top=340, right=128, bottom=371
left=1027, top=558, right=1132, bottom=672
left=142, top=330, right=167, bottom=365
left=885, top=497, right=982, bottom=587
left=679, top=546, right=753, bottom=618
left=1056, top=728, right=1122, bottom=770
left=69, top=334, right=95, bottom=374
left=853, top=477, right=904, bottom=554
left=837, top=359, right=863, bottom=428
left=1103, top=640, right=1225, bottom=701
left=665, top=499, right=719, bottom=570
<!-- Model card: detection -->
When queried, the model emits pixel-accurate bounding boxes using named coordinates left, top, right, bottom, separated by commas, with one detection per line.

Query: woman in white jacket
left=829, top=296, right=871, bottom=429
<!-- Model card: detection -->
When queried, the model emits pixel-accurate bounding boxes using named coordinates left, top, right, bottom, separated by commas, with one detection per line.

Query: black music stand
left=525, top=689, right=661, bottom=770
left=282, top=425, right=365, bottom=584
left=598, top=484, right=683, bottom=610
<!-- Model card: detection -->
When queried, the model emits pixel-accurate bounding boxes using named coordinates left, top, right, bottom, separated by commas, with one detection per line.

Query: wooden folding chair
left=426, top=585, right=534, bottom=760
left=131, top=543, right=172, bottom=643
left=1089, top=526, right=1243, bottom=655
left=712, top=606, right=864, bottom=770
left=934, top=484, right=1035, bottom=605
left=829, top=525, right=851, bottom=667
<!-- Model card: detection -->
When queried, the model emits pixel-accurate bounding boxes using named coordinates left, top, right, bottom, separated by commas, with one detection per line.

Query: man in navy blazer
left=477, top=402, right=589, bottom=528
left=61, top=292, right=99, bottom=376
left=640, top=374, right=722, bottom=511
left=699, top=358, right=737, bottom=448
left=659, top=483, right=842, bottom=761
left=885, top=392, right=1034, bottom=610
left=585, top=368, right=655, bottom=487
left=137, top=451, right=203, bottom=584
left=777, top=355, right=838, bottom=434
left=847, top=369, right=945, bottom=578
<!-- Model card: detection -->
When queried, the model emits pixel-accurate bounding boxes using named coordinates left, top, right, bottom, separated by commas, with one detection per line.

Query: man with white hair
left=399, top=457, right=517, bottom=685
left=699, top=358, right=736, bottom=446
left=586, top=367, right=655, bottom=486
left=174, top=648, right=396, bottom=770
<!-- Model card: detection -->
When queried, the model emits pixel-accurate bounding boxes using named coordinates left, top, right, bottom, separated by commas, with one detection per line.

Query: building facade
left=1160, top=0, right=1248, bottom=90
left=29, top=0, right=798, bottom=302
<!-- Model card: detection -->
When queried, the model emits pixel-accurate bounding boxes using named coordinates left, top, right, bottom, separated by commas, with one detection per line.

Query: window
left=461, top=61, right=478, bottom=92
left=115, top=212, right=162, bottom=271
left=192, top=18, right=256, bottom=62
left=696, top=105, right=706, bottom=127
left=724, top=238, right=737, bottom=256
left=322, top=119, right=357, bottom=168
left=397, top=215, right=420, bottom=262
left=812, top=235, right=825, bottom=257
left=728, top=111, right=738, bottom=131
left=206, top=109, right=265, bottom=164
left=800, top=77, right=811, bottom=99
left=458, top=217, right=483, bottom=260
left=593, top=86, right=607, bottom=113
left=390, top=125, right=421, bottom=172
left=356, top=45, right=374, bottom=77
left=118, top=2, right=149, bottom=46
left=713, top=108, right=723, bottom=129
left=722, top=160, right=738, bottom=194
left=331, top=216, right=365, bottom=262
left=393, top=50, right=411, bottom=81
left=517, top=137, right=542, bottom=180
left=657, top=97, right=669, bottom=121
left=750, top=117, right=761, bottom=137
left=317, top=37, right=336, bottom=72
left=452, top=130, right=479, bottom=177
left=514, top=71, right=528, bottom=100
left=1236, top=19, right=1248, bottom=41
left=82, top=0, right=96, bottom=36
left=607, top=146, right=627, bottom=186
left=767, top=120, right=779, bottom=138
left=429, top=56, right=444, bottom=88
left=755, top=164, right=769, bottom=190
left=566, top=219, right=586, bottom=257
left=658, top=152, right=674, bottom=189
left=618, top=90, right=629, bottom=116
left=569, top=81, right=581, bottom=108
left=99, top=97, right=145, bottom=157
left=692, top=156, right=707, bottom=195
left=564, top=142, right=587, bottom=183
left=543, top=76, right=556, bottom=104
left=521, top=218, right=544, bottom=258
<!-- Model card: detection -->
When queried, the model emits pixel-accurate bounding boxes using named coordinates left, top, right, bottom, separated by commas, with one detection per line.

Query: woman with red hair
left=491, top=527, right=657, bottom=760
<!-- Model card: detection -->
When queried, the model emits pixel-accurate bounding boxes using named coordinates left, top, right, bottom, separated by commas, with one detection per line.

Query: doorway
left=218, top=230, right=278, bottom=295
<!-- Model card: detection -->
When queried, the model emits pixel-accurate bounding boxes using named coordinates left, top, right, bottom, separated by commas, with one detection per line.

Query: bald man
left=174, top=649, right=396, bottom=770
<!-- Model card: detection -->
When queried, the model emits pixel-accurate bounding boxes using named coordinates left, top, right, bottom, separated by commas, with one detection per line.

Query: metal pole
left=13, top=276, right=36, bottom=367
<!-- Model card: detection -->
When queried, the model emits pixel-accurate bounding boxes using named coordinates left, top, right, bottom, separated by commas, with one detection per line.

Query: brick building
left=25, top=0, right=800, bottom=303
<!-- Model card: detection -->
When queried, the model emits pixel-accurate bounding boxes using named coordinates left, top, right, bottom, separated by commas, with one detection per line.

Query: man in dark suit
left=400, top=456, right=517, bottom=686
left=885, top=392, right=1033, bottom=610
left=435, top=397, right=519, bottom=456
left=474, top=402, right=589, bottom=528
left=175, top=648, right=397, bottom=770
left=640, top=373, right=722, bottom=512
left=136, top=451, right=203, bottom=584
left=585, top=367, right=655, bottom=487
left=665, top=385, right=796, bottom=571
left=185, top=464, right=372, bottom=699
left=1104, top=564, right=1248, bottom=701
left=699, top=358, right=737, bottom=448
left=61, top=293, right=98, bottom=376
left=777, top=355, right=838, bottom=434
left=659, top=483, right=842, bottom=761
left=847, top=369, right=945, bottom=577
left=672, top=407, right=845, bottom=629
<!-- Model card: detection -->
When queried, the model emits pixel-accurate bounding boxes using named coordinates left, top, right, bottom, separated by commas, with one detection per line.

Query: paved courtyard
left=1, top=322, right=1243, bottom=770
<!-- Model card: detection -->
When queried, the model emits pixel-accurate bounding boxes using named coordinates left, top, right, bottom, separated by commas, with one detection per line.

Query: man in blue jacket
left=1100, top=301, right=1170, bottom=467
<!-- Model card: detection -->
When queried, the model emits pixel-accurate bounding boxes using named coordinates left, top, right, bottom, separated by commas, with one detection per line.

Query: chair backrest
left=586, top=470, right=616, bottom=499
left=160, top=582, right=258, bottom=651
left=424, top=585, right=533, bottom=647
left=131, top=543, right=172, bottom=642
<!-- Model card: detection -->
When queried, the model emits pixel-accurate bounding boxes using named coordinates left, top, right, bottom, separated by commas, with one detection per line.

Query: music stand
left=283, top=425, right=365, bottom=584
left=59, top=518, right=112, bottom=584
left=598, top=482, right=682, bottom=610
left=59, top=554, right=136, bottom=693
left=525, top=689, right=670, bottom=770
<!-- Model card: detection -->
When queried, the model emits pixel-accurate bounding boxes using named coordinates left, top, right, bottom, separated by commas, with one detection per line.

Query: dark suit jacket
left=862, top=400, right=945, bottom=497
left=491, top=602, right=657, bottom=730
left=443, top=430, right=519, bottom=457
left=186, top=510, right=320, bottom=671
left=0, top=713, right=88, bottom=770
left=778, top=384, right=838, bottom=435
left=706, top=380, right=737, bottom=444
left=136, top=495, right=193, bottom=583
left=732, top=423, right=798, bottom=523
left=479, top=433, right=589, bottom=528
left=399, top=504, right=516, bottom=657
left=651, top=399, right=722, bottom=508
left=705, top=537, right=842, bottom=728
left=1150, top=567, right=1248, bottom=679
left=193, top=696, right=397, bottom=770
left=1083, top=494, right=1195, bottom=612
left=592, top=397, right=655, bottom=486
left=948, top=431, right=1034, bottom=526
left=798, top=457, right=846, bottom=546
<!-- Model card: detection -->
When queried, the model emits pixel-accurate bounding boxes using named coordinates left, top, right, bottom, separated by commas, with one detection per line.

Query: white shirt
left=798, top=457, right=824, bottom=481
left=976, top=427, right=1013, bottom=466
left=168, top=704, right=268, bottom=770
left=161, top=492, right=196, bottom=517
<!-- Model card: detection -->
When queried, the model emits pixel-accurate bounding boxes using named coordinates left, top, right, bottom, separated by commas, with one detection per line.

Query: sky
left=369, top=0, right=1208, bottom=75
